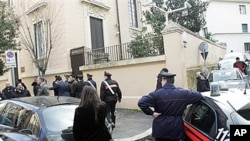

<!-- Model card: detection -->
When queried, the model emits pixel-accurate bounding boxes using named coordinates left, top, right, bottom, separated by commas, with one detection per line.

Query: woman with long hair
left=73, top=85, right=112, bottom=141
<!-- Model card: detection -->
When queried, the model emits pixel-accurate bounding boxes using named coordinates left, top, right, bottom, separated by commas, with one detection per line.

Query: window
left=244, top=43, right=250, bottom=52
left=128, top=0, right=138, bottom=28
left=0, top=103, right=23, bottom=127
left=34, top=21, right=44, bottom=59
left=26, top=114, right=41, bottom=138
left=242, top=24, right=248, bottom=32
left=239, top=5, right=246, bottom=15
left=188, top=102, right=216, bottom=137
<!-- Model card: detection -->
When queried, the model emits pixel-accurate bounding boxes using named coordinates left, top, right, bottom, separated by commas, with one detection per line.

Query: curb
left=114, top=128, right=152, bottom=141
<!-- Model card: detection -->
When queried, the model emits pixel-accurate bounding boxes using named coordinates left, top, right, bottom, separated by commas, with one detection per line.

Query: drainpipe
left=115, top=0, right=123, bottom=60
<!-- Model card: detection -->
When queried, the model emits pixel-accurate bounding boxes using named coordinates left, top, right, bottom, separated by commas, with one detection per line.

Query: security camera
left=185, top=1, right=192, bottom=8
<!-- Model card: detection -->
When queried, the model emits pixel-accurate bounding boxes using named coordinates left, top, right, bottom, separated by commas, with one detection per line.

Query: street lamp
left=143, top=0, right=192, bottom=26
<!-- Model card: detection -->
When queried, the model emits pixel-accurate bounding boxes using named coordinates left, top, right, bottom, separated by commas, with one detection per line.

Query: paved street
left=112, top=108, right=153, bottom=140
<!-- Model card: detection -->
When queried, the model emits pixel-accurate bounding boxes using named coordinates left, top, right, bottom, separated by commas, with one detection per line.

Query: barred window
left=244, top=43, right=250, bottom=52
left=128, top=0, right=138, bottom=28
left=239, top=5, right=246, bottom=15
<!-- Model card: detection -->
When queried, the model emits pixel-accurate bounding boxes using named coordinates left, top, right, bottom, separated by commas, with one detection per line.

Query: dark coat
left=138, top=83, right=202, bottom=140
left=73, top=104, right=112, bottom=141
left=51, top=81, right=70, bottom=96
left=87, top=78, right=97, bottom=89
left=100, top=78, right=122, bottom=102
left=31, top=81, right=39, bottom=96
left=196, top=73, right=210, bottom=92
left=2, top=86, right=15, bottom=99
left=75, top=81, right=89, bottom=98
left=13, top=89, right=31, bottom=98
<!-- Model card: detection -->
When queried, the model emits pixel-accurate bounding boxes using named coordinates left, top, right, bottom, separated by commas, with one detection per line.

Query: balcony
left=84, top=35, right=164, bottom=65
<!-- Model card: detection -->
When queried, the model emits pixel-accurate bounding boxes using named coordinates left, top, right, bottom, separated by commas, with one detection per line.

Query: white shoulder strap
left=104, top=81, right=115, bottom=95
left=87, top=81, right=96, bottom=89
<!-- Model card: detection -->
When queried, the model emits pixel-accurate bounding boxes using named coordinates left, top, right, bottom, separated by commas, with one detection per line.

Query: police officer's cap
left=104, top=71, right=112, bottom=76
left=160, top=71, right=176, bottom=78
left=87, top=73, right=93, bottom=77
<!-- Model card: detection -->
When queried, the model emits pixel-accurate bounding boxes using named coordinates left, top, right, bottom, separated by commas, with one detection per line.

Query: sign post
left=5, top=51, right=16, bottom=86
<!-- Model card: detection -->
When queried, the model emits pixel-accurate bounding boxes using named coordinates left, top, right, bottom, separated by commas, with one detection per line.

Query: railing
left=84, top=36, right=164, bottom=65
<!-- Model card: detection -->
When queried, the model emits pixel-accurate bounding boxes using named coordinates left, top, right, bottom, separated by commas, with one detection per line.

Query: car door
left=184, top=101, right=217, bottom=141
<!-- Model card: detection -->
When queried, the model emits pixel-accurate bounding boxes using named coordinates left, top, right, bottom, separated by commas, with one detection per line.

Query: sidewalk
left=112, top=108, right=153, bottom=141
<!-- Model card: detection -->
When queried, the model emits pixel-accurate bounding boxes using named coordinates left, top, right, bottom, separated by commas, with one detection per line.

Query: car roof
left=224, top=52, right=244, bottom=60
left=211, top=68, right=239, bottom=73
left=202, top=89, right=250, bottom=111
left=6, top=96, right=80, bottom=109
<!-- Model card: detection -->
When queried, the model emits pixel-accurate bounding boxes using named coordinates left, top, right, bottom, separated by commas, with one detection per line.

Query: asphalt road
left=112, top=108, right=153, bottom=140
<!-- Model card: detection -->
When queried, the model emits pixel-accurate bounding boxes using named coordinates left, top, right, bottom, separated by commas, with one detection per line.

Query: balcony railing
left=84, top=35, right=164, bottom=65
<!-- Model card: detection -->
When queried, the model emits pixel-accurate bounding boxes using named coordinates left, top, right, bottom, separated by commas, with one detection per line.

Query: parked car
left=207, top=68, right=249, bottom=89
left=183, top=88, right=250, bottom=141
left=0, top=96, right=80, bottom=141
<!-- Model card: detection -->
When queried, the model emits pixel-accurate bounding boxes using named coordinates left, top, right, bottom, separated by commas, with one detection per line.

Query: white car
left=223, top=52, right=248, bottom=62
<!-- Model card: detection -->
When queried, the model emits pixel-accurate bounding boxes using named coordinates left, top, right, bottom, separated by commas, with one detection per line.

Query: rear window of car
left=237, top=109, right=250, bottom=120
left=42, top=105, right=77, bottom=132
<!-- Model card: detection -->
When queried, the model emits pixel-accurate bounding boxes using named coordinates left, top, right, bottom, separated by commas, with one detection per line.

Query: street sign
left=201, top=52, right=208, bottom=60
left=5, top=50, right=16, bottom=68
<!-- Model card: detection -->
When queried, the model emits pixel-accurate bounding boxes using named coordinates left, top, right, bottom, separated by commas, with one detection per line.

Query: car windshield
left=42, top=105, right=77, bottom=132
left=209, top=70, right=241, bottom=82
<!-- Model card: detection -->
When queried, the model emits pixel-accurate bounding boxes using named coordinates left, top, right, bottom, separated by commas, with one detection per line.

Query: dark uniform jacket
left=138, top=83, right=202, bottom=140
left=87, top=78, right=97, bottom=89
left=73, top=104, right=112, bottom=141
left=75, top=81, right=89, bottom=98
left=100, top=79, right=122, bottom=102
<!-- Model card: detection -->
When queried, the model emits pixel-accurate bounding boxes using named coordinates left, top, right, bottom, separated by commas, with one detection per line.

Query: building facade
left=202, top=0, right=250, bottom=55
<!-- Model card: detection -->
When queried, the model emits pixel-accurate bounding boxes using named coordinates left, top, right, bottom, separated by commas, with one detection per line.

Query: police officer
left=87, top=73, right=97, bottom=89
left=155, top=68, right=169, bottom=91
left=138, top=71, right=202, bottom=141
left=100, top=71, right=122, bottom=129
left=74, top=73, right=89, bottom=98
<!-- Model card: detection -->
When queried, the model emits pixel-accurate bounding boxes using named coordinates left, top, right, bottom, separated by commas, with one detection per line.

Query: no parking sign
left=5, top=50, right=16, bottom=68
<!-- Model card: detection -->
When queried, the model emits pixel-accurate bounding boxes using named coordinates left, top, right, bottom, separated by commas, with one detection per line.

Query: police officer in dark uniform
left=155, top=68, right=169, bottom=91
left=100, top=71, right=122, bottom=129
left=138, top=71, right=202, bottom=141
left=74, top=73, right=89, bottom=98
left=87, top=73, right=97, bottom=89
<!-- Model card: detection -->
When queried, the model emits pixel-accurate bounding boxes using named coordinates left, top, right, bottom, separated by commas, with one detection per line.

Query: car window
left=26, top=114, right=41, bottom=138
left=0, top=103, right=23, bottom=127
left=42, top=105, right=77, bottom=132
left=188, top=102, right=216, bottom=137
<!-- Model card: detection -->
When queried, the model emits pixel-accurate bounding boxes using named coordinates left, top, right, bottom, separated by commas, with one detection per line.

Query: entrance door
left=90, top=17, right=104, bottom=52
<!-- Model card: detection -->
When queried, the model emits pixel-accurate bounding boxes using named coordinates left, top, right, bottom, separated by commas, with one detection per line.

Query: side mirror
left=18, top=129, right=33, bottom=135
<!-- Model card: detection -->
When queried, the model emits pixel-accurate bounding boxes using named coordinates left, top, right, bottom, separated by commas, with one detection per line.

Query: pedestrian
left=73, top=85, right=112, bottom=141
left=2, top=82, right=15, bottom=99
left=13, top=83, right=31, bottom=98
left=68, top=74, right=78, bottom=97
left=52, top=75, right=59, bottom=96
left=50, top=76, right=70, bottom=96
left=156, top=68, right=169, bottom=91
left=36, top=76, right=50, bottom=96
left=138, top=71, right=202, bottom=141
left=100, top=71, right=122, bottom=130
left=87, top=73, right=97, bottom=89
left=74, top=73, right=89, bottom=98
left=16, top=79, right=27, bottom=90
left=196, top=67, right=210, bottom=92
left=31, top=76, right=39, bottom=96
left=233, top=57, right=248, bottom=75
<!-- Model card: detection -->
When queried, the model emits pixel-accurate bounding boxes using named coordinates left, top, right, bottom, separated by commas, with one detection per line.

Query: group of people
left=73, top=71, right=122, bottom=141
left=0, top=80, right=31, bottom=100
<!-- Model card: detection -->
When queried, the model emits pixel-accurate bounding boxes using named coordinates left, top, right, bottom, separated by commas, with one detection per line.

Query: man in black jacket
left=100, top=71, right=122, bottom=129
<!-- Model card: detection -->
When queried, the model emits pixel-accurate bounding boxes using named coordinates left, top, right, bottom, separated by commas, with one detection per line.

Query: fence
left=84, top=36, right=164, bottom=65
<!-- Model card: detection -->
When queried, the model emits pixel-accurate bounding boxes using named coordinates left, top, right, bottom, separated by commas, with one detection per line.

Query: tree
left=144, top=0, right=208, bottom=33
left=0, top=1, right=18, bottom=75
left=18, top=1, right=62, bottom=75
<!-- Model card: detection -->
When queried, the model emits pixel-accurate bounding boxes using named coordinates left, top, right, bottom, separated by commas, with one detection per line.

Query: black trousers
left=105, top=101, right=117, bottom=124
